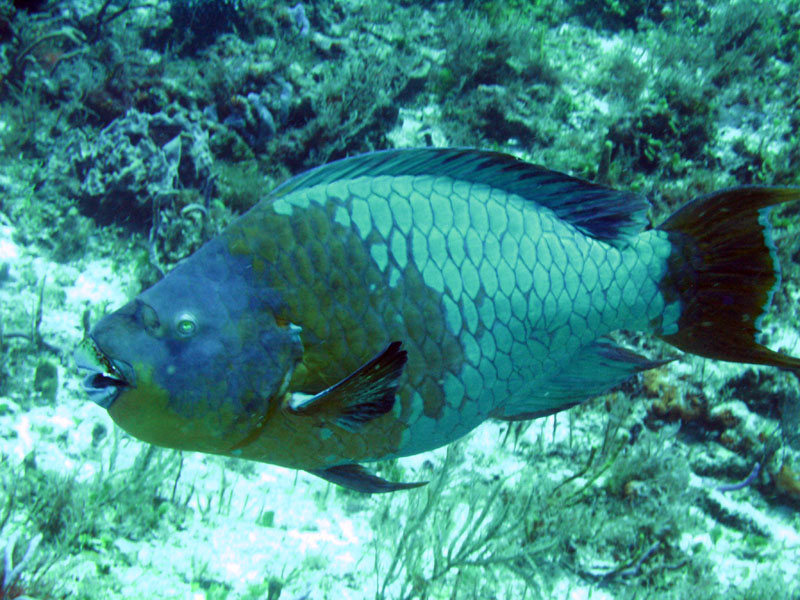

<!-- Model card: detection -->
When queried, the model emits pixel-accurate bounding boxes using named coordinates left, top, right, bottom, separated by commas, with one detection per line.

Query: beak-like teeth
left=74, top=338, right=134, bottom=408
left=81, top=373, right=124, bottom=408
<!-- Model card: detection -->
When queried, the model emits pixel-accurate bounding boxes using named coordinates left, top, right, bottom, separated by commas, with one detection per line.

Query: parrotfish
left=77, top=148, right=800, bottom=492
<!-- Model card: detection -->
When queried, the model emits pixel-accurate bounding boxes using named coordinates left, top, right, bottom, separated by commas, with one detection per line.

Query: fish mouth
left=74, top=337, right=135, bottom=409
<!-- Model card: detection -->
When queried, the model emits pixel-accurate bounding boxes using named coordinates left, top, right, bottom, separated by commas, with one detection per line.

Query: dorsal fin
left=271, top=148, right=649, bottom=243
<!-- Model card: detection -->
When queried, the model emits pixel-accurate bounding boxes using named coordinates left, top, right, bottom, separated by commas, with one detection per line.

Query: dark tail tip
left=657, top=186, right=800, bottom=372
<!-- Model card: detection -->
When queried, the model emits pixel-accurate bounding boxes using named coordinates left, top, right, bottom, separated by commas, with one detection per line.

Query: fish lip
left=74, top=338, right=136, bottom=409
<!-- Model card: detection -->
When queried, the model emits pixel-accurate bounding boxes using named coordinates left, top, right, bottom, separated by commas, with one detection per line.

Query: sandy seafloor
left=2, top=0, right=800, bottom=598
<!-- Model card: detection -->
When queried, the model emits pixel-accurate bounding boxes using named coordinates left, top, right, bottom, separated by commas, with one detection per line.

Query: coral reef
left=69, top=107, right=213, bottom=225
left=167, top=0, right=245, bottom=53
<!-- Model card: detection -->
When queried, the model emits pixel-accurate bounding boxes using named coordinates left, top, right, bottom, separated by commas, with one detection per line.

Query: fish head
left=77, top=240, right=303, bottom=454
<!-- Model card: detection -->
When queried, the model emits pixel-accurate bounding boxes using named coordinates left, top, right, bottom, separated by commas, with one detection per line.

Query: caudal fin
left=657, top=186, right=800, bottom=372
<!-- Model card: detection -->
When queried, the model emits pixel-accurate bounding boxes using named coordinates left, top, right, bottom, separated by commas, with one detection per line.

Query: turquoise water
left=1, top=0, right=799, bottom=598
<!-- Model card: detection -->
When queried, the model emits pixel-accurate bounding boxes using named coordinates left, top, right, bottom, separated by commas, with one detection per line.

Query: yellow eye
left=175, top=313, right=197, bottom=337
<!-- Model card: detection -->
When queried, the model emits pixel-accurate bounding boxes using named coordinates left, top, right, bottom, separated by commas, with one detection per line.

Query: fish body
left=79, top=149, right=800, bottom=492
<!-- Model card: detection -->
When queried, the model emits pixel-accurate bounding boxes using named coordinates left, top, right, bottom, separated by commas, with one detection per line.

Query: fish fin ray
left=494, top=403, right=581, bottom=421
left=494, top=339, right=669, bottom=419
left=288, top=341, right=407, bottom=431
left=270, top=148, right=647, bottom=243
left=658, top=186, right=800, bottom=372
left=309, top=463, right=427, bottom=493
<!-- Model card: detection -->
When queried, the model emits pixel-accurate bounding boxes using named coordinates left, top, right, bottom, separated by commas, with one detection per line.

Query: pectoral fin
left=309, top=463, right=427, bottom=493
left=287, top=341, right=407, bottom=431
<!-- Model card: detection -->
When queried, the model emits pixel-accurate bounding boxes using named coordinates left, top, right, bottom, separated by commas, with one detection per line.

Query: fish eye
left=174, top=312, right=198, bottom=337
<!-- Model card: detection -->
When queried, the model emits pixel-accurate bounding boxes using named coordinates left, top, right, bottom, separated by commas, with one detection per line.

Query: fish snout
left=74, top=337, right=134, bottom=409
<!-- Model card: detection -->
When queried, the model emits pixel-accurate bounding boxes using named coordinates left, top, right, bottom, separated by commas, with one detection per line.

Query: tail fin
left=657, top=186, right=800, bottom=372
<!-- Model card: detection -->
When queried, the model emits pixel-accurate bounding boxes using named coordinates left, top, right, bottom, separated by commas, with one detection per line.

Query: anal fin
left=309, top=463, right=427, bottom=493
left=541, top=339, right=670, bottom=402
left=495, top=339, right=670, bottom=420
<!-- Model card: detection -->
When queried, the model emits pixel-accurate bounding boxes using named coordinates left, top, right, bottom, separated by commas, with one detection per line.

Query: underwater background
left=1, top=0, right=800, bottom=598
